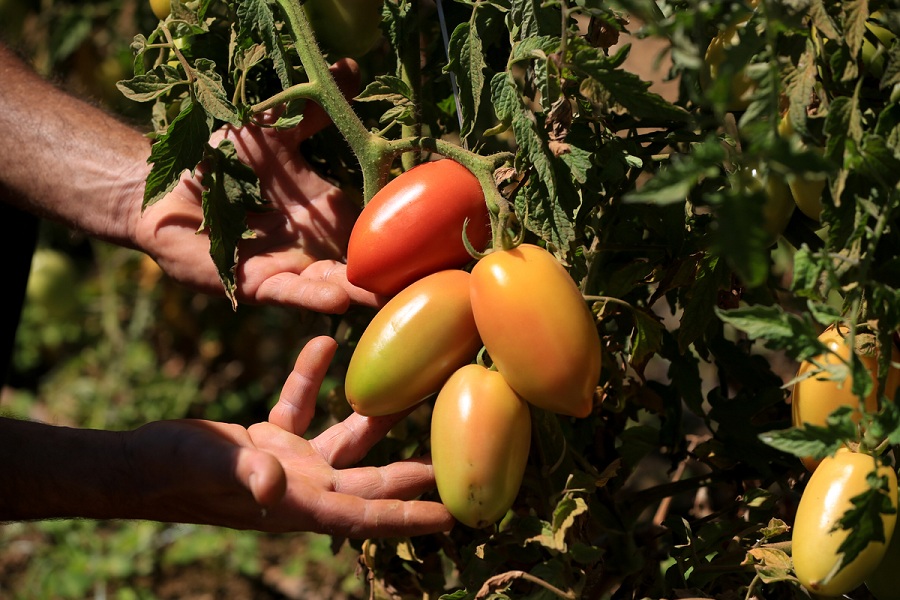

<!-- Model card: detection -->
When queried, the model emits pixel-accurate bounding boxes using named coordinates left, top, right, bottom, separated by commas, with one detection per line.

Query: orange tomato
left=431, top=364, right=531, bottom=528
left=469, top=244, right=601, bottom=417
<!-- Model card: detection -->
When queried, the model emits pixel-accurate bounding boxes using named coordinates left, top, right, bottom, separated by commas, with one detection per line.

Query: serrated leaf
left=570, top=39, right=688, bottom=122
left=236, top=0, right=291, bottom=89
left=832, top=469, right=897, bottom=575
left=447, top=21, right=486, bottom=139
left=631, top=307, right=665, bottom=368
left=117, top=65, right=185, bottom=103
left=757, top=421, right=849, bottom=460
left=144, top=100, right=212, bottom=208
left=355, top=75, right=414, bottom=104
left=200, top=140, right=266, bottom=309
left=192, top=59, right=241, bottom=127
left=714, top=304, right=825, bottom=361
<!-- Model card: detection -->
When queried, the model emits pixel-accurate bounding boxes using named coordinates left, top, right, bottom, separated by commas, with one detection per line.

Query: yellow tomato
left=150, top=0, right=170, bottom=20
left=703, top=15, right=756, bottom=112
left=793, top=449, right=898, bottom=597
left=792, top=326, right=900, bottom=471
left=778, top=113, right=826, bottom=221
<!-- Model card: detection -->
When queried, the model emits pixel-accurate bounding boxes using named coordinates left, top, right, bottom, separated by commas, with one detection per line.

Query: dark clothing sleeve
left=0, top=203, right=39, bottom=385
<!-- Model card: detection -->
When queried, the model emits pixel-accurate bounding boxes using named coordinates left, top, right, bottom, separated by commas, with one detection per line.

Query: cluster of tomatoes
left=342, top=159, right=602, bottom=528
left=790, top=326, right=900, bottom=598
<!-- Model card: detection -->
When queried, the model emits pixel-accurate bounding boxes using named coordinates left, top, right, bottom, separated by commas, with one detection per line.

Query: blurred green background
left=0, top=1, right=373, bottom=597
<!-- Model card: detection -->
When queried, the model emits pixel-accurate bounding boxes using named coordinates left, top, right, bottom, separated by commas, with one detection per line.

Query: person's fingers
left=331, top=457, right=438, bottom=501
left=311, top=410, right=411, bottom=469
left=269, top=336, right=338, bottom=435
left=306, top=261, right=383, bottom=307
left=309, top=493, right=455, bottom=539
left=253, top=271, right=352, bottom=313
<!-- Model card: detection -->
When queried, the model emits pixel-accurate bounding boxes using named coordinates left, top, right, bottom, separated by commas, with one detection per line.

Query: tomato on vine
left=792, top=449, right=898, bottom=597
left=346, top=159, right=492, bottom=297
left=431, top=363, right=531, bottom=529
left=149, top=0, right=170, bottom=20
left=792, top=326, right=900, bottom=471
left=469, top=243, right=601, bottom=418
left=344, top=270, right=482, bottom=417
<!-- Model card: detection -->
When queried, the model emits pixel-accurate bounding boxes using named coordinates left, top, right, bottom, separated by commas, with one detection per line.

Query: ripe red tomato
left=303, top=0, right=385, bottom=59
left=431, top=364, right=531, bottom=528
left=792, top=449, right=898, bottom=597
left=792, top=326, right=900, bottom=471
left=346, top=160, right=492, bottom=297
left=344, top=270, right=482, bottom=417
left=469, top=244, right=601, bottom=417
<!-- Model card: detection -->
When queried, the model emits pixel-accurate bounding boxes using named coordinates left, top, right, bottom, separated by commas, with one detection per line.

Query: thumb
left=233, top=447, right=287, bottom=508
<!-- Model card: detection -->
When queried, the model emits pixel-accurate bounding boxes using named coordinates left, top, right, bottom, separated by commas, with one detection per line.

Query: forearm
left=0, top=417, right=134, bottom=521
left=0, top=44, right=149, bottom=248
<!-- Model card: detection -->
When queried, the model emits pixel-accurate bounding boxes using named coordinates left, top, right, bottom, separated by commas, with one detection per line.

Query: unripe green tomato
left=303, top=0, right=384, bottom=59
left=792, top=326, right=900, bottom=472
left=866, top=517, right=900, bottom=600
left=778, top=113, right=826, bottom=221
left=344, top=270, right=482, bottom=417
left=150, top=0, right=170, bottom=20
left=431, top=364, right=531, bottom=529
left=470, top=244, right=601, bottom=418
left=792, top=449, right=898, bottom=597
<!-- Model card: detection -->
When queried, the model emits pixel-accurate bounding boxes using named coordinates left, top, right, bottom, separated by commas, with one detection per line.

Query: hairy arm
left=0, top=44, right=147, bottom=248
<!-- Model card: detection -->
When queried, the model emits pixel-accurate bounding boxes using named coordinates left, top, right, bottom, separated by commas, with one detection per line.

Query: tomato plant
left=302, top=0, right=384, bottom=59
left=430, top=363, right=531, bottom=529
left=112, top=0, right=900, bottom=597
left=346, top=160, right=491, bottom=297
left=469, top=243, right=600, bottom=418
left=792, top=449, right=898, bottom=597
left=344, top=270, right=481, bottom=417
left=792, top=326, right=900, bottom=471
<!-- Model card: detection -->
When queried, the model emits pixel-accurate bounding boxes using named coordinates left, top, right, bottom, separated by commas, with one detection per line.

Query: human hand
left=133, top=59, right=378, bottom=313
left=125, top=336, right=454, bottom=537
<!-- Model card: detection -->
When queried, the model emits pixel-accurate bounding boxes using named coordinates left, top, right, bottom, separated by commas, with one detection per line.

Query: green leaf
left=200, top=140, right=266, bottom=309
left=758, top=420, right=849, bottom=461
left=570, top=39, right=689, bottom=122
left=236, top=0, right=292, bottom=89
left=117, top=65, right=185, bottom=103
left=192, top=59, right=242, bottom=127
left=144, top=100, right=212, bottom=209
left=624, top=137, right=724, bottom=205
left=446, top=21, right=487, bottom=139
left=715, top=304, right=825, bottom=362
left=833, top=469, right=897, bottom=575
left=631, top=307, right=665, bottom=368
